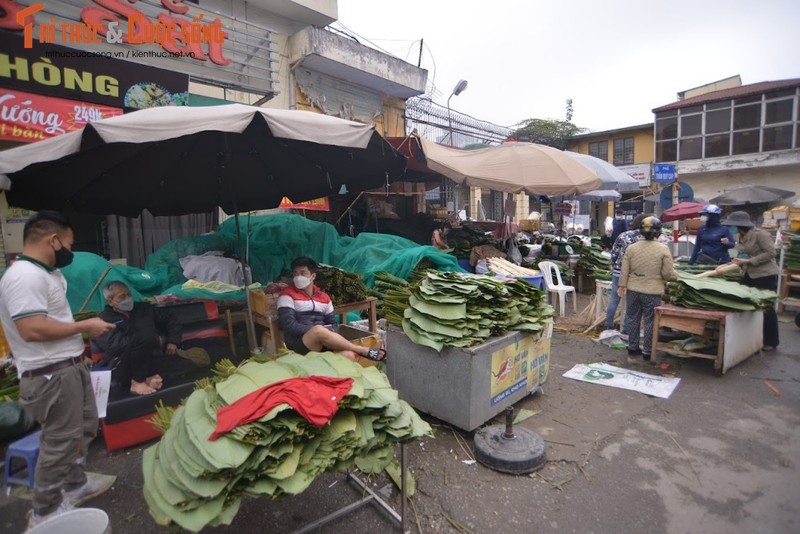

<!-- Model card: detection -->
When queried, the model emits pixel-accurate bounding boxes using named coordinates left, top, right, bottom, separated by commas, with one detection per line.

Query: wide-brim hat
left=721, top=210, right=754, bottom=227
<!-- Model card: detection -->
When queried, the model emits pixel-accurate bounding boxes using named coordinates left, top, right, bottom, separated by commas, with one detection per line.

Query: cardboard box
left=249, top=290, right=280, bottom=317
left=338, top=324, right=382, bottom=368
left=519, top=219, right=540, bottom=232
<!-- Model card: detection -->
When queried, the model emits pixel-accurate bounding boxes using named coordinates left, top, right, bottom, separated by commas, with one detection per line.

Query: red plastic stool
left=3, top=429, right=41, bottom=489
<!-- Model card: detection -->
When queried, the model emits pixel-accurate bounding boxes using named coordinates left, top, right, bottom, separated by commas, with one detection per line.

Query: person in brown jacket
left=723, top=211, right=780, bottom=351
left=618, top=217, right=678, bottom=362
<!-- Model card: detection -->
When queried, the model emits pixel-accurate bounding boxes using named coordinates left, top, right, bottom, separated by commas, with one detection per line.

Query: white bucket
left=27, top=508, right=110, bottom=534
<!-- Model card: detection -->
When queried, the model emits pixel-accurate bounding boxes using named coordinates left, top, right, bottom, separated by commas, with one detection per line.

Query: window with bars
left=613, top=137, right=634, bottom=165
left=588, top=141, right=608, bottom=161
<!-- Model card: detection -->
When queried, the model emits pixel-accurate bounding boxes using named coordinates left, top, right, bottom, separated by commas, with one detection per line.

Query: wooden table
left=252, top=297, right=378, bottom=355
left=651, top=304, right=763, bottom=375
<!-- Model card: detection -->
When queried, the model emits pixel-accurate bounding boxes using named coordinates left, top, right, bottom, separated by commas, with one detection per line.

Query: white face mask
left=116, top=297, right=134, bottom=312
left=700, top=215, right=708, bottom=223
left=293, top=275, right=312, bottom=289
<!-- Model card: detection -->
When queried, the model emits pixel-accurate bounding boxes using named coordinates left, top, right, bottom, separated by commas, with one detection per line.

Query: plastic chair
left=3, top=429, right=42, bottom=489
left=538, top=261, right=577, bottom=316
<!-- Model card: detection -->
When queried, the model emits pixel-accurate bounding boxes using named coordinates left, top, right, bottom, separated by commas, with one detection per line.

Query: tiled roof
left=652, top=78, right=800, bottom=113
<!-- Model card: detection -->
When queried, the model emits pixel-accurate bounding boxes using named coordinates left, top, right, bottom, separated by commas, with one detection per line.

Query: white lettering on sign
left=0, top=93, right=64, bottom=134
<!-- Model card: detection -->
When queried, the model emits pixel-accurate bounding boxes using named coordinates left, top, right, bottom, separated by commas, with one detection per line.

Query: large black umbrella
left=709, top=185, right=795, bottom=206
left=0, top=104, right=406, bottom=215
left=0, top=104, right=406, bottom=348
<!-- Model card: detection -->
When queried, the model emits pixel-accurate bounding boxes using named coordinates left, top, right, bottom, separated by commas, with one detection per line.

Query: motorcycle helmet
left=700, top=204, right=722, bottom=215
left=640, top=216, right=662, bottom=240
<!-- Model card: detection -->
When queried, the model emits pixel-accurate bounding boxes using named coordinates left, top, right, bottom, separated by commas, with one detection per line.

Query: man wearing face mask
left=93, top=281, right=196, bottom=395
left=688, top=204, right=736, bottom=265
left=0, top=211, right=117, bottom=528
left=610, top=208, right=628, bottom=243
left=277, top=257, right=387, bottom=362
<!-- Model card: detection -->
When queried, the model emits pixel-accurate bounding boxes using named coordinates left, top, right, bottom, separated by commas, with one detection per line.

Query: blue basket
left=519, top=275, right=543, bottom=290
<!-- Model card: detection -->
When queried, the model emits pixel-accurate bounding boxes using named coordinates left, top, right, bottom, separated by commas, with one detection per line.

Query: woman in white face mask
left=276, top=257, right=387, bottom=362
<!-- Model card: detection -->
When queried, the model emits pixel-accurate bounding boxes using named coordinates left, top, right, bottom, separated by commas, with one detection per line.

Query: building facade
left=0, top=0, right=427, bottom=266
left=651, top=76, right=800, bottom=204
left=566, top=123, right=655, bottom=229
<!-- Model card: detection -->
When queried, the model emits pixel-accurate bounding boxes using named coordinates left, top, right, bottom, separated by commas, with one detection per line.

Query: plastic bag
left=508, top=243, right=522, bottom=265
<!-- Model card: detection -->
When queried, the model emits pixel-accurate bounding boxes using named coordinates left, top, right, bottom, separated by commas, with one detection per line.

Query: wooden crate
left=338, top=325, right=382, bottom=368
left=249, top=290, right=280, bottom=317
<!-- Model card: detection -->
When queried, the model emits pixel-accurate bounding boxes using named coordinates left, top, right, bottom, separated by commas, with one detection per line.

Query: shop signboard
left=0, top=31, right=189, bottom=109
left=0, top=0, right=279, bottom=97
left=0, top=88, right=122, bottom=143
left=554, top=201, right=572, bottom=215
left=616, top=162, right=651, bottom=187
left=278, top=196, right=330, bottom=212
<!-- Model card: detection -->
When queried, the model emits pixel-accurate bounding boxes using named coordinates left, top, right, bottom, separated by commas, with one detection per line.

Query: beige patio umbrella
left=418, top=138, right=603, bottom=196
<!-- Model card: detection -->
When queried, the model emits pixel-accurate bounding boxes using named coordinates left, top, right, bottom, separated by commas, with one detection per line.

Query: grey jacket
left=735, top=228, right=779, bottom=279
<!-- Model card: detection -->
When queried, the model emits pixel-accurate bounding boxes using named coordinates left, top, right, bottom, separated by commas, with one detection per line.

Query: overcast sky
left=334, top=0, right=800, bottom=133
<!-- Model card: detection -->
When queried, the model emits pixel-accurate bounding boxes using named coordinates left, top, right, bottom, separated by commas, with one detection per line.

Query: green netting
left=62, top=214, right=463, bottom=312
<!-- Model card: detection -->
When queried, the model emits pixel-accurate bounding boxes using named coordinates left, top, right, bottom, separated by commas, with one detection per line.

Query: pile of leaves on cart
left=143, top=353, right=431, bottom=532
left=377, top=270, right=554, bottom=352
left=665, top=272, right=777, bottom=311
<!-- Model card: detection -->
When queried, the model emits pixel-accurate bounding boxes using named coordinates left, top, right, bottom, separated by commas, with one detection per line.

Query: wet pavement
left=2, top=293, right=799, bottom=533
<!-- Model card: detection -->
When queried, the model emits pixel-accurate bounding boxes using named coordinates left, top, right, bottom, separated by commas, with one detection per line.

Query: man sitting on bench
left=277, top=257, right=386, bottom=362
left=93, top=281, right=197, bottom=395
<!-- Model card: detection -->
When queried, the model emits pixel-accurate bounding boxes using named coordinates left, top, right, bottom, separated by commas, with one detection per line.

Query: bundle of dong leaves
left=665, top=272, right=777, bottom=311
left=143, top=353, right=432, bottom=532
left=402, top=271, right=554, bottom=351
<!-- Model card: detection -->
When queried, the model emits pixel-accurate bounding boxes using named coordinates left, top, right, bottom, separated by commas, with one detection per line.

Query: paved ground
left=2, top=293, right=799, bottom=533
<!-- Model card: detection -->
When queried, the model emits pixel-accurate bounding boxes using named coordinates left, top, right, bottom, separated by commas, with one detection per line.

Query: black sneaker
left=627, top=348, right=642, bottom=356
left=642, top=353, right=651, bottom=361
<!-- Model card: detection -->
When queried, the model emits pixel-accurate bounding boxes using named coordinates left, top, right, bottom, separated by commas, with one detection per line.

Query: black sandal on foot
left=364, top=348, right=387, bottom=362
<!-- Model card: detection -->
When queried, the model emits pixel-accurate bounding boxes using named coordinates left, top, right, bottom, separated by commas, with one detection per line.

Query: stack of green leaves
left=143, top=353, right=432, bottom=532
left=314, top=264, right=369, bottom=304
left=373, top=272, right=412, bottom=326
left=665, top=272, right=778, bottom=311
left=446, top=225, right=503, bottom=260
left=573, top=238, right=611, bottom=281
left=785, top=236, right=800, bottom=269
left=401, top=272, right=553, bottom=351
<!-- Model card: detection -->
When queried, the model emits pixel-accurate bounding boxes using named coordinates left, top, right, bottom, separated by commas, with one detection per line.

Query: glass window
left=705, top=109, right=730, bottom=133
left=762, top=125, right=793, bottom=151
left=765, top=99, right=793, bottom=124
left=656, top=117, right=678, bottom=140
left=681, top=114, right=702, bottom=136
left=767, top=88, right=796, bottom=99
left=704, top=134, right=730, bottom=158
left=735, top=94, right=762, bottom=105
left=680, top=104, right=703, bottom=114
left=679, top=138, right=702, bottom=160
left=588, top=141, right=608, bottom=161
left=732, top=130, right=760, bottom=155
left=706, top=100, right=731, bottom=110
left=655, top=110, right=677, bottom=119
left=656, top=140, right=677, bottom=162
left=733, top=104, right=761, bottom=130
left=613, top=137, right=634, bottom=165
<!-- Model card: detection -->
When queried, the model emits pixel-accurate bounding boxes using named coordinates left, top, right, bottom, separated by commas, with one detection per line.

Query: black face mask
left=54, top=238, right=74, bottom=268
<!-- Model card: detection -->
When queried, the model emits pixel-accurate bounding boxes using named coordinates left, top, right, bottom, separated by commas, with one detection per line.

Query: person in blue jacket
left=688, top=204, right=736, bottom=265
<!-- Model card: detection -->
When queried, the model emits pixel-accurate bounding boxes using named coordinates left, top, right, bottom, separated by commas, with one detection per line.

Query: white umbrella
left=564, top=152, right=640, bottom=192
left=418, top=138, right=603, bottom=196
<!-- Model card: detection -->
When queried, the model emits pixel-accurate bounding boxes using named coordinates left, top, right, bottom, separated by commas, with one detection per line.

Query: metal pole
left=446, top=94, right=455, bottom=145
left=672, top=181, right=680, bottom=257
